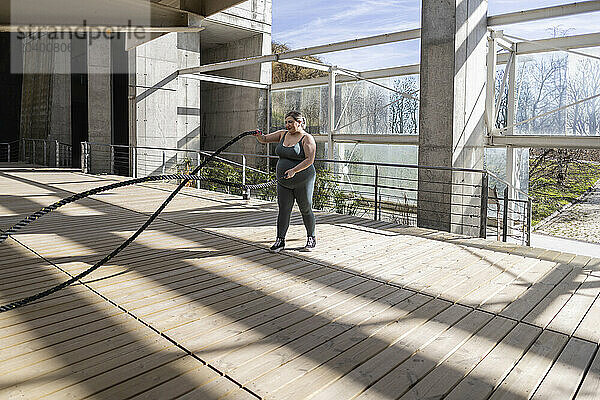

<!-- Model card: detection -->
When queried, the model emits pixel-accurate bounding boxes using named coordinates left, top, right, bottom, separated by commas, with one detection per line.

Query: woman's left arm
left=284, top=135, right=316, bottom=179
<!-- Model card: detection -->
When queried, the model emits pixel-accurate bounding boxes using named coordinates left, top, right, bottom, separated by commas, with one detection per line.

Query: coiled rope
left=0, top=130, right=273, bottom=312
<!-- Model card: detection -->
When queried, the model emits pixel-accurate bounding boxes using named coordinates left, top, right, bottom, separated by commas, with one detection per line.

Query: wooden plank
left=445, top=323, right=542, bottom=400
left=165, top=276, right=381, bottom=346
left=29, top=347, right=183, bottom=399
left=186, top=276, right=401, bottom=363
left=211, top=292, right=425, bottom=375
left=547, top=272, right=600, bottom=336
left=350, top=309, right=490, bottom=400
left=0, top=293, right=124, bottom=339
left=177, top=376, right=256, bottom=400
left=0, top=304, right=124, bottom=351
left=531, top=337, right=596, bottom=399
left=138, top=265, right=338, bottom=331
left=461, top=254, right=543, bottom=308
left=489, top=330, right=568, bottom=400
left=500, top=262, right=574, bottom=321
left=250, top=300, right=461, bottom=398
left=236, top=295, right=439, bottom=390
left=574, top=291, right=600, bottom=343
left=480, top=258, right=558, bottom=314
left=0, top=312, right=139, bottom=365
left=523, top=268, right=586, bottom=328
left=127, top=362, right=221, bottom=400
left=169, top=274, right=379, bottom=348
left=89, top=356, right=204, bottom=399
left=1, top=322, right=170, bottom=397
left=397, top=316, right=516, bottom=400
left=314, top=313, right=510, bottom=400
left=577, top=349, right=600, bottom=400
left=1, top=316, right=152, bottom=381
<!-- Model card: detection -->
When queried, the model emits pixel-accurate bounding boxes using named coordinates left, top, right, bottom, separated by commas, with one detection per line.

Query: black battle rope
left=0, top=174, right=276, bottom=244
left=0, top=130, right=270, bottom=312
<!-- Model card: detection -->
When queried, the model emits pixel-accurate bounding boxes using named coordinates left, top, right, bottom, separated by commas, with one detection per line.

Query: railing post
left=110, top=146, right=115, bottom=175
left=479, top=173, right=489, bottom=238
left=162, top=151, right=166, bottom=175
left=526, top=199, right=532, bottom=246
left=55, top=140, right=60, bottom=167
left=81, top=142, right=86, bottom=173
left=43, top=140, right=47, bottom=166
left=133, top=147, right=137, bottom=178
left=374, top=165, right=379, bottom=221
left=86, top=142, right=91, bottom=173
left=242, top=155, right=250, bottom=200
left=32, top=140, right=36, bottom=165
left=197, top=152, right=201, bottom=189
left=502, top=186, right=509, bottom=242
left=7, top=143, right=10, bottom=163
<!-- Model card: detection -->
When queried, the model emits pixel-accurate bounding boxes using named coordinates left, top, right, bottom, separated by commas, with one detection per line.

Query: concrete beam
left=179, top=0, right=247, bottom=18
left=279, top=58, right=331, bottom=72
left=497, top=32, right=600, bottom=65
left=489, top=134, right=600, bottom=148
left=272, top=65, right=420, bottom=90
left=180, top=28, right=421, bottom=74
left=488, top=1, right=600, bottom=26
left=324, top=134, right=419, bottom=145
left=183, top=72, right=269, bottom=89
left=0, top=0, right=202, bottom=32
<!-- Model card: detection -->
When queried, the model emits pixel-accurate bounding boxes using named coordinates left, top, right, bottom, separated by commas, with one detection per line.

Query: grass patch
left=530, top=161, right=600, bottom=225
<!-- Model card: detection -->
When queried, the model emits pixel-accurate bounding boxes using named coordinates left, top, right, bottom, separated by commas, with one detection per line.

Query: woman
left=253, top=111, right=317, bottom=252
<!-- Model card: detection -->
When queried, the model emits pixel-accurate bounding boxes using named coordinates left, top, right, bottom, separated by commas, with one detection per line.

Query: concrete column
left=88, top=37, right=112, bottom=173
left=48, top=38, right=72, bottom=147
left=200, top=32, right=271, bottom=165
left=417, top=0, right=488, bottom=235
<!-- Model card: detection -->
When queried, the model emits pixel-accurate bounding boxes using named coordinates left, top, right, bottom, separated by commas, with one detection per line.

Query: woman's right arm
left=254, top=130, right=284, bottom=143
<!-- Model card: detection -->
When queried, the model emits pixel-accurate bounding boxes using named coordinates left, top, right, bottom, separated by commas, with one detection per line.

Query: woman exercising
left=253, top=110, right=317, bottom=252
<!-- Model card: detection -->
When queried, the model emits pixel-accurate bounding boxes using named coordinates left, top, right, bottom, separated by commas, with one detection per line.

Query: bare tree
left=566, top=57, right=600, bottom=136
left=390, top=76, right=419, bottom=134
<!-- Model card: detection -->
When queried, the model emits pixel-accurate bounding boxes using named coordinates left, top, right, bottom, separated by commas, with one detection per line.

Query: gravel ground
left=534, top=181, right=600, bottom=243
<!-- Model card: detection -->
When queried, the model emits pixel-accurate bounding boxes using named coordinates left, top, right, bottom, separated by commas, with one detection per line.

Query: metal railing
left=0, top=141, right=20, bottom=163
left=83, top=142, right=532, bottom=245
left=21, top=138, right=72, bottom=167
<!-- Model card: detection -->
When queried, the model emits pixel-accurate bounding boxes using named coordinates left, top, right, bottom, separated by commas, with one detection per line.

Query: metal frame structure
left=176, top=1, right=600, bottom=154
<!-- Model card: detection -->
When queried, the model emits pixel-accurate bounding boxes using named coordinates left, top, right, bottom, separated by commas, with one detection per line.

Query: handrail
left=87, top=142, right=488, bottom=174
left=486, top=170, right=530, bottom=200
left=22, top=138, right=72, bottom=147
left=83, top=141, right=531, bottom=246
left=86, top=142, right=270, bottom=176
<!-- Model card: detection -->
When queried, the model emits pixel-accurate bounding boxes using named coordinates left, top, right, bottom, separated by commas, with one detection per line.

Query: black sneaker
left=269, top=238, right=285, bottom=253
left=301, top=236, right=316, bottom=252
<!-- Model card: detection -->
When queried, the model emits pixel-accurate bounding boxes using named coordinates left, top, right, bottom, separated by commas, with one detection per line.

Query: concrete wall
left=20, top=35, right=71, bottom=166
left=207, top=0, right=271, bottom=28
left=18, top=0, right=272, bottom=173
left=87, top=37, right=112, bottom=173
left=132, top=0, right=272, bottom=174
left=417, top=0, right=488, bottom=236
left=200, top=0, right=271, bottom=167
left=200, top=32, right=271, bottom=165
left=133, top=32, right=200, bottom=177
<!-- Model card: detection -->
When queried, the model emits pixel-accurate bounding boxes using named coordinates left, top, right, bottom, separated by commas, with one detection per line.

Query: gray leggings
left=277, top=180, right=316, bottom=238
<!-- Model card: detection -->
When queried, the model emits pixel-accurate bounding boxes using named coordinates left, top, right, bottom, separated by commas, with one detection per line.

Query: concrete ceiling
left=0, top=0, right=248, bottom=31
left=200, top=18, right=261, bottom=49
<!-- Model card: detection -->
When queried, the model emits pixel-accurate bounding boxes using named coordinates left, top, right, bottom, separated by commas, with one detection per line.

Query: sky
left=272, top=0, right=600, bottom=71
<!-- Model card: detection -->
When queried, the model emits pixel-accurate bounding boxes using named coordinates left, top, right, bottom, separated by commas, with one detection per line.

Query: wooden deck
left=1, top=164, right=600, bottom=400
